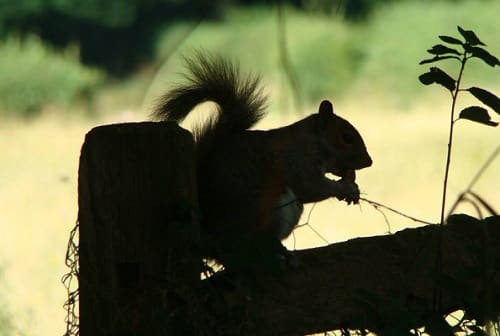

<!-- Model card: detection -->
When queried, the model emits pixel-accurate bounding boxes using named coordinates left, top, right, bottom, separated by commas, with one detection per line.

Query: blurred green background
left=0, top=0, right=498, bottom=335
left=1, top=0, right=498, bottom=117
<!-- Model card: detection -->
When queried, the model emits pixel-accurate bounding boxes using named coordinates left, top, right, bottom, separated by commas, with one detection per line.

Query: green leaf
left=457, top=26, right=486, bottom=46
left=439, top=35, right=463, bottom=45
left=467, top=87, right=500, bottom=113
left=427, top=44, right=461, bottom=56
left=418, top=67, right=455, bottom=91
left=419, top=71, right=434, bottom=85
left=469, top=46, right=500, bottom=67
left=433, top=67, right=456, bottom=91
left=419, top=55, right=460, bottom=65
left=459, top=106, right=498, bottom=127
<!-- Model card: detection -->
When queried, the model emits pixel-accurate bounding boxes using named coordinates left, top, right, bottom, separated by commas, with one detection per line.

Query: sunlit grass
left=0, top=109, right=144, bottom=335
left=0, top=36, right=103, bottom=117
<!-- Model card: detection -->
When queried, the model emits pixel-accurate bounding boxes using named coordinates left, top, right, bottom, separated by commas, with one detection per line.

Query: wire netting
left=62, top=221, right=80, bottom=336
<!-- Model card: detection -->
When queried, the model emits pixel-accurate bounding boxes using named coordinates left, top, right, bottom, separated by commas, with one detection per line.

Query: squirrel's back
left=152, top=52, right=267, bottom=142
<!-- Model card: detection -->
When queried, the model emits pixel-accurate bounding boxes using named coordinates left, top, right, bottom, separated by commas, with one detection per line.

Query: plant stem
left=433, top=52, right=468, bottom=313
left=439, top=54, right=467, bottom=225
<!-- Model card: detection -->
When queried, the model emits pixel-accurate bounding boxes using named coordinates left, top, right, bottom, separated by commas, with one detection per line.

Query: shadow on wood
left=77, top=122, right=500, bottom=335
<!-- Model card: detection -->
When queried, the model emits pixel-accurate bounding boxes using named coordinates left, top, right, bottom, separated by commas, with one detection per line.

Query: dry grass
left=1, top=114, right=87, bottom=335
left=0, top=94, right=498, bottom=335
left=0, top=109, right=142, bottom=335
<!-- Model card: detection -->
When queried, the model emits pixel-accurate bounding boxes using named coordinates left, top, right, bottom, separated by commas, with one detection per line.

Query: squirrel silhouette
left=153, top=52, right=372, bottom=271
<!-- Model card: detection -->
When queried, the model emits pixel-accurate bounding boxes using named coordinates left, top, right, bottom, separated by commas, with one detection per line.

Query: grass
left=0, top=1, right=498, bottom=335
left=0, top=114, right=88, bottom=335
left=0, top=35, right=103, bottom=117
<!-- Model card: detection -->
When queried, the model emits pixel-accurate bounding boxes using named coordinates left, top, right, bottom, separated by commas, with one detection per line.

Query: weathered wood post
left=78, top=121, right=199, bottom=335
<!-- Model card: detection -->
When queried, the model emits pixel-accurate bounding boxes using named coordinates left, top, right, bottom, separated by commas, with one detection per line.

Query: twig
left=303, top=222, right=330, bottom=245
left=447, top=146, right=499, bottom=217
left=465, top=145, right=499, bottom=195
left=370, top=202, right=392, bottom=234
left=360, top=197, right=435, bottom=226
left=294, top=203, right=330, bottom=245
left=294, top=198, right=435, bottom=246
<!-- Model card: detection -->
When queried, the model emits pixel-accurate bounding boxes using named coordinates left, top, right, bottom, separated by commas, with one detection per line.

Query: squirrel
left=152, top=53, right=372, bottom=270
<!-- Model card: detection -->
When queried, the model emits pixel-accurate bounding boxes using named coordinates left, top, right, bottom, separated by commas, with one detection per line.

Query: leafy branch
left=418, top=25, right=499, bottom=226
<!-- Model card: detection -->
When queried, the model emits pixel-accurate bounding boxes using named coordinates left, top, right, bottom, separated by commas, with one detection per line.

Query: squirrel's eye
left=342, top=132, right=355, bottom=144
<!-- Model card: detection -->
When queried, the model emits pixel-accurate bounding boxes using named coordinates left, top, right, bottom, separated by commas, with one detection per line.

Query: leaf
left=419, top=71, right=434, bottom=85
left=427, top=44, right=461, bottom=56
left=432, top=67, right=456, bottom=91
left=419, top=55, right=460, bottom=65
left=469, top=46, right=500, bottom=67
left=457, top=26, right=486, bottom=46
left=459, top=106, right=498, bottom=127
left=418, top=67, right=455, bottom=91
left=439, top=35, right=463, bottom=45
left=467, top=87, right=500, bottom=113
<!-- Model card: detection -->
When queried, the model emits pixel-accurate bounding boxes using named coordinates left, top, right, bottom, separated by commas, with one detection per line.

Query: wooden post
left=78, top=121, right=199, bottom=335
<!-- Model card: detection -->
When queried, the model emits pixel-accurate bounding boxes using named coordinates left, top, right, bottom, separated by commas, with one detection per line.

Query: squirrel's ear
left=318, top=100, right=334, bottom=117
left=315, top=100, right=334, bottom=132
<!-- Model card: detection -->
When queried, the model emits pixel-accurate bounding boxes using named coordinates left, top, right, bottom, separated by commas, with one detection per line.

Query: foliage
left=352, top=0, right=499, bottom=104
left=337, top=24, right=499, bottom=336
left=152, top=1, right=499, bottom=111
left=0, top=0, right=406, bottom=34
left=416, top=26, right=499, bottom=335
left=418, top=25, right=499, bottom=224
left=153, top=6, right=367, bottom=108
left=0, top=35, right=103, bottom=117
left=0, top=0, right=219, bottom=74
left=2, top=0, right=495, bottom=76
left=303, top=0, right=401, bottom=20
left=0, top=0, right=223, bottom=29
left=0, top=0, right=497, bottom=116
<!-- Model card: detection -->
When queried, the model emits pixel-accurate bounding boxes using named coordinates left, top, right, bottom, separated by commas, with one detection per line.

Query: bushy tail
left=152, top=52, right=267, bottom=139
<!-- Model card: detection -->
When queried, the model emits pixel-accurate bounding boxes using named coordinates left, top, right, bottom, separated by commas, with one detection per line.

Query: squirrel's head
left=315, top=100, right=372, bottom=179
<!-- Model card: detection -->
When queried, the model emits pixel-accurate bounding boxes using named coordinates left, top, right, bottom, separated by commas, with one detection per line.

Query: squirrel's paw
left=335, top=180, right=360, bottom=205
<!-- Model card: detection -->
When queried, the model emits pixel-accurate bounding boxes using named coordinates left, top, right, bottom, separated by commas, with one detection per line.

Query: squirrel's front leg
left=331, top=178, right=360, bottom=205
